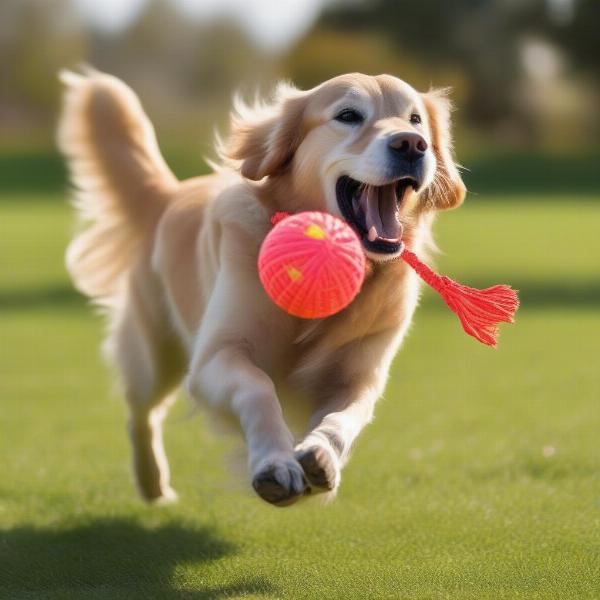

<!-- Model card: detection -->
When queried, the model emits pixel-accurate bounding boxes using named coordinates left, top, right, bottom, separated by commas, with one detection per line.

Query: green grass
left=1, top=193, right=599, bottom=599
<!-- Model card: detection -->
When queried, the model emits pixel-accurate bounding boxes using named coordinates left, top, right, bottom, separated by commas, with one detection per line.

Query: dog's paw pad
left=296, top=445, right=338, bottom=491
left=252, top=459, right=307, bottom=507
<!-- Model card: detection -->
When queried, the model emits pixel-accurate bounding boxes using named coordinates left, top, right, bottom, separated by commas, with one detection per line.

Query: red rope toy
left=260, top=211, right=519, bottom=347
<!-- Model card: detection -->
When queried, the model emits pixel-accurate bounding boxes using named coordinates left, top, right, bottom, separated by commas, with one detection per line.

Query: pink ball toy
left=258, top=211, right=366, bottom=319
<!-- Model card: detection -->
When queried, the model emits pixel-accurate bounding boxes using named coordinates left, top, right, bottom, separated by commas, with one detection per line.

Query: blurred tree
left=308, top=0, right=527, bottom=128
left=292, top=0, right=600, bottom=145
left=87, top=0, right=270, bottom=100
left=1, top=0, right=597, bottom=153
left=0, top=0, right=87, bottom=140
left=88, top=0, right=277, bottom=160
left=283, top=28, right=469, bottom=94
left=537, top=0, right=600, bottom=73
left=0, top=0, right=275, bottom=155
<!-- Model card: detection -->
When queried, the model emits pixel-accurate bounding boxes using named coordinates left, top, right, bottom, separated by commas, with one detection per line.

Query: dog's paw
left=137, top=480, right=179, bottom=505
left=296, top=445, right=339, bottom=492
left=149, top=486, right=179, bottom=506
left=252, top=456, right=308, bottom=507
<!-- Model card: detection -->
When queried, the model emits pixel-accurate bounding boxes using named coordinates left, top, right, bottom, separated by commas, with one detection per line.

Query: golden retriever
left=58, top=68, right=465, bottom=506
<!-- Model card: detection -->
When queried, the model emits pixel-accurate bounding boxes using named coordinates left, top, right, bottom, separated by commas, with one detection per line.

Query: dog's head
left=223, top=73, right=465, bottom=261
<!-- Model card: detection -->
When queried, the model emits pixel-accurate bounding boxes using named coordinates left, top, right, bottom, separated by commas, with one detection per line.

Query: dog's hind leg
left=128, top=391, right=178, bottom=503
left=108, top=275, right=186, bottom=503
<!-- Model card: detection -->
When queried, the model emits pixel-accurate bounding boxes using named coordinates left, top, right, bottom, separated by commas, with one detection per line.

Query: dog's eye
left=334, top=109, right=364, bottom=124
left=410, top=113, right=422, bottom=125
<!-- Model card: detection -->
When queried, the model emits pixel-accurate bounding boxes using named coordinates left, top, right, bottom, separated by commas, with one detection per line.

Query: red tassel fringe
left=401, top=249, right=519, bottom=347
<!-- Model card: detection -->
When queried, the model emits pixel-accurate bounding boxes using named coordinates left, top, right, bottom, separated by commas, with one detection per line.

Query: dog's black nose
left=388, top=133, right=428, bottom=161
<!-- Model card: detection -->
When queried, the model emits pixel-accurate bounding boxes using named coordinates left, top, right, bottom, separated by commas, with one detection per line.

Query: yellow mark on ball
left=304, top=224, right=326, bottom=240
left=286, top=266, right=302, bottom=281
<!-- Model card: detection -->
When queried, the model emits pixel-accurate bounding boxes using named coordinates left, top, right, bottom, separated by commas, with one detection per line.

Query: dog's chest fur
left=287, top=262, right=419, bottom=392
left=156, top=182, right=421, bottom=396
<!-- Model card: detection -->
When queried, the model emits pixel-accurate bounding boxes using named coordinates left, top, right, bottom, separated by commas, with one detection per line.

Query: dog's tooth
left=368, top=225, right=378, bottom=242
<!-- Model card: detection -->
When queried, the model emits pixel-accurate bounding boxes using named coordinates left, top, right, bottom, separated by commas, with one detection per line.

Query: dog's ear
left=223, top=84, right=309, bottom=181
left=420, top=88, right=466, bottom=210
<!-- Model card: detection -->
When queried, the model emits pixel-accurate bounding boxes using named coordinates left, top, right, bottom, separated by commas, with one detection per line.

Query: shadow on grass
left=2, top=278, right=599, bottom=313
left=0, top=518, right=276, bottom=599
left=0, top=149, right=212, bottom=195
left=0, top=284, right=84, bottom=311
left=2, top=149, right=599, bottom=196
left=462, top=151, right=600, bottom=196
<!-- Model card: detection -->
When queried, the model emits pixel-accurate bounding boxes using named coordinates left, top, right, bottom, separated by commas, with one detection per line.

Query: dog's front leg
left=295, top=388, right=378, bottom=496
left=185, top=225, right=307, bottom=506
left=296, top=330, right=401, bottom=496
left=188, top=344, right=307, bottom=506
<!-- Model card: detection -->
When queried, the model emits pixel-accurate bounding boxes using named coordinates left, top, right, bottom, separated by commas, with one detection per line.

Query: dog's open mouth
left=336, top=175, right=416, bottom=255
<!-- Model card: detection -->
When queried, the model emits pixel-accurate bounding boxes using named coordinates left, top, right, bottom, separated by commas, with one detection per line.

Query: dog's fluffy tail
left=58, top=67, right=177, bottom=305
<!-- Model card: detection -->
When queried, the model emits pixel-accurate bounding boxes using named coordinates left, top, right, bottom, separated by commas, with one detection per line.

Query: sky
left=74, top=0, right=329, bottom=52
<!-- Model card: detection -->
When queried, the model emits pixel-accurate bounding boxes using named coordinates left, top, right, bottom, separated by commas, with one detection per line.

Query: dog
left=58, top=68, right=465, bottom=506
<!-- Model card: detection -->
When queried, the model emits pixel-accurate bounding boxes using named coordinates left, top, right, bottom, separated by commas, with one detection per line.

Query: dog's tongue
left=360, top=184, right=402, bottom=243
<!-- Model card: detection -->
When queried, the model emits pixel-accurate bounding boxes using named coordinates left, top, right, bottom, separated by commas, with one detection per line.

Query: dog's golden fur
left=58, top=68, right=465, bottom=506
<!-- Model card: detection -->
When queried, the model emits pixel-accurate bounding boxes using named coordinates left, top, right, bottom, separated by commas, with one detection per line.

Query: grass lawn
left=1, top=192, right=599, bottom=599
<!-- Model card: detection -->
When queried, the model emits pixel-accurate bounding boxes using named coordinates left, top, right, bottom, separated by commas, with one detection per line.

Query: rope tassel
left=401, top=249, right=519, bottom=347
